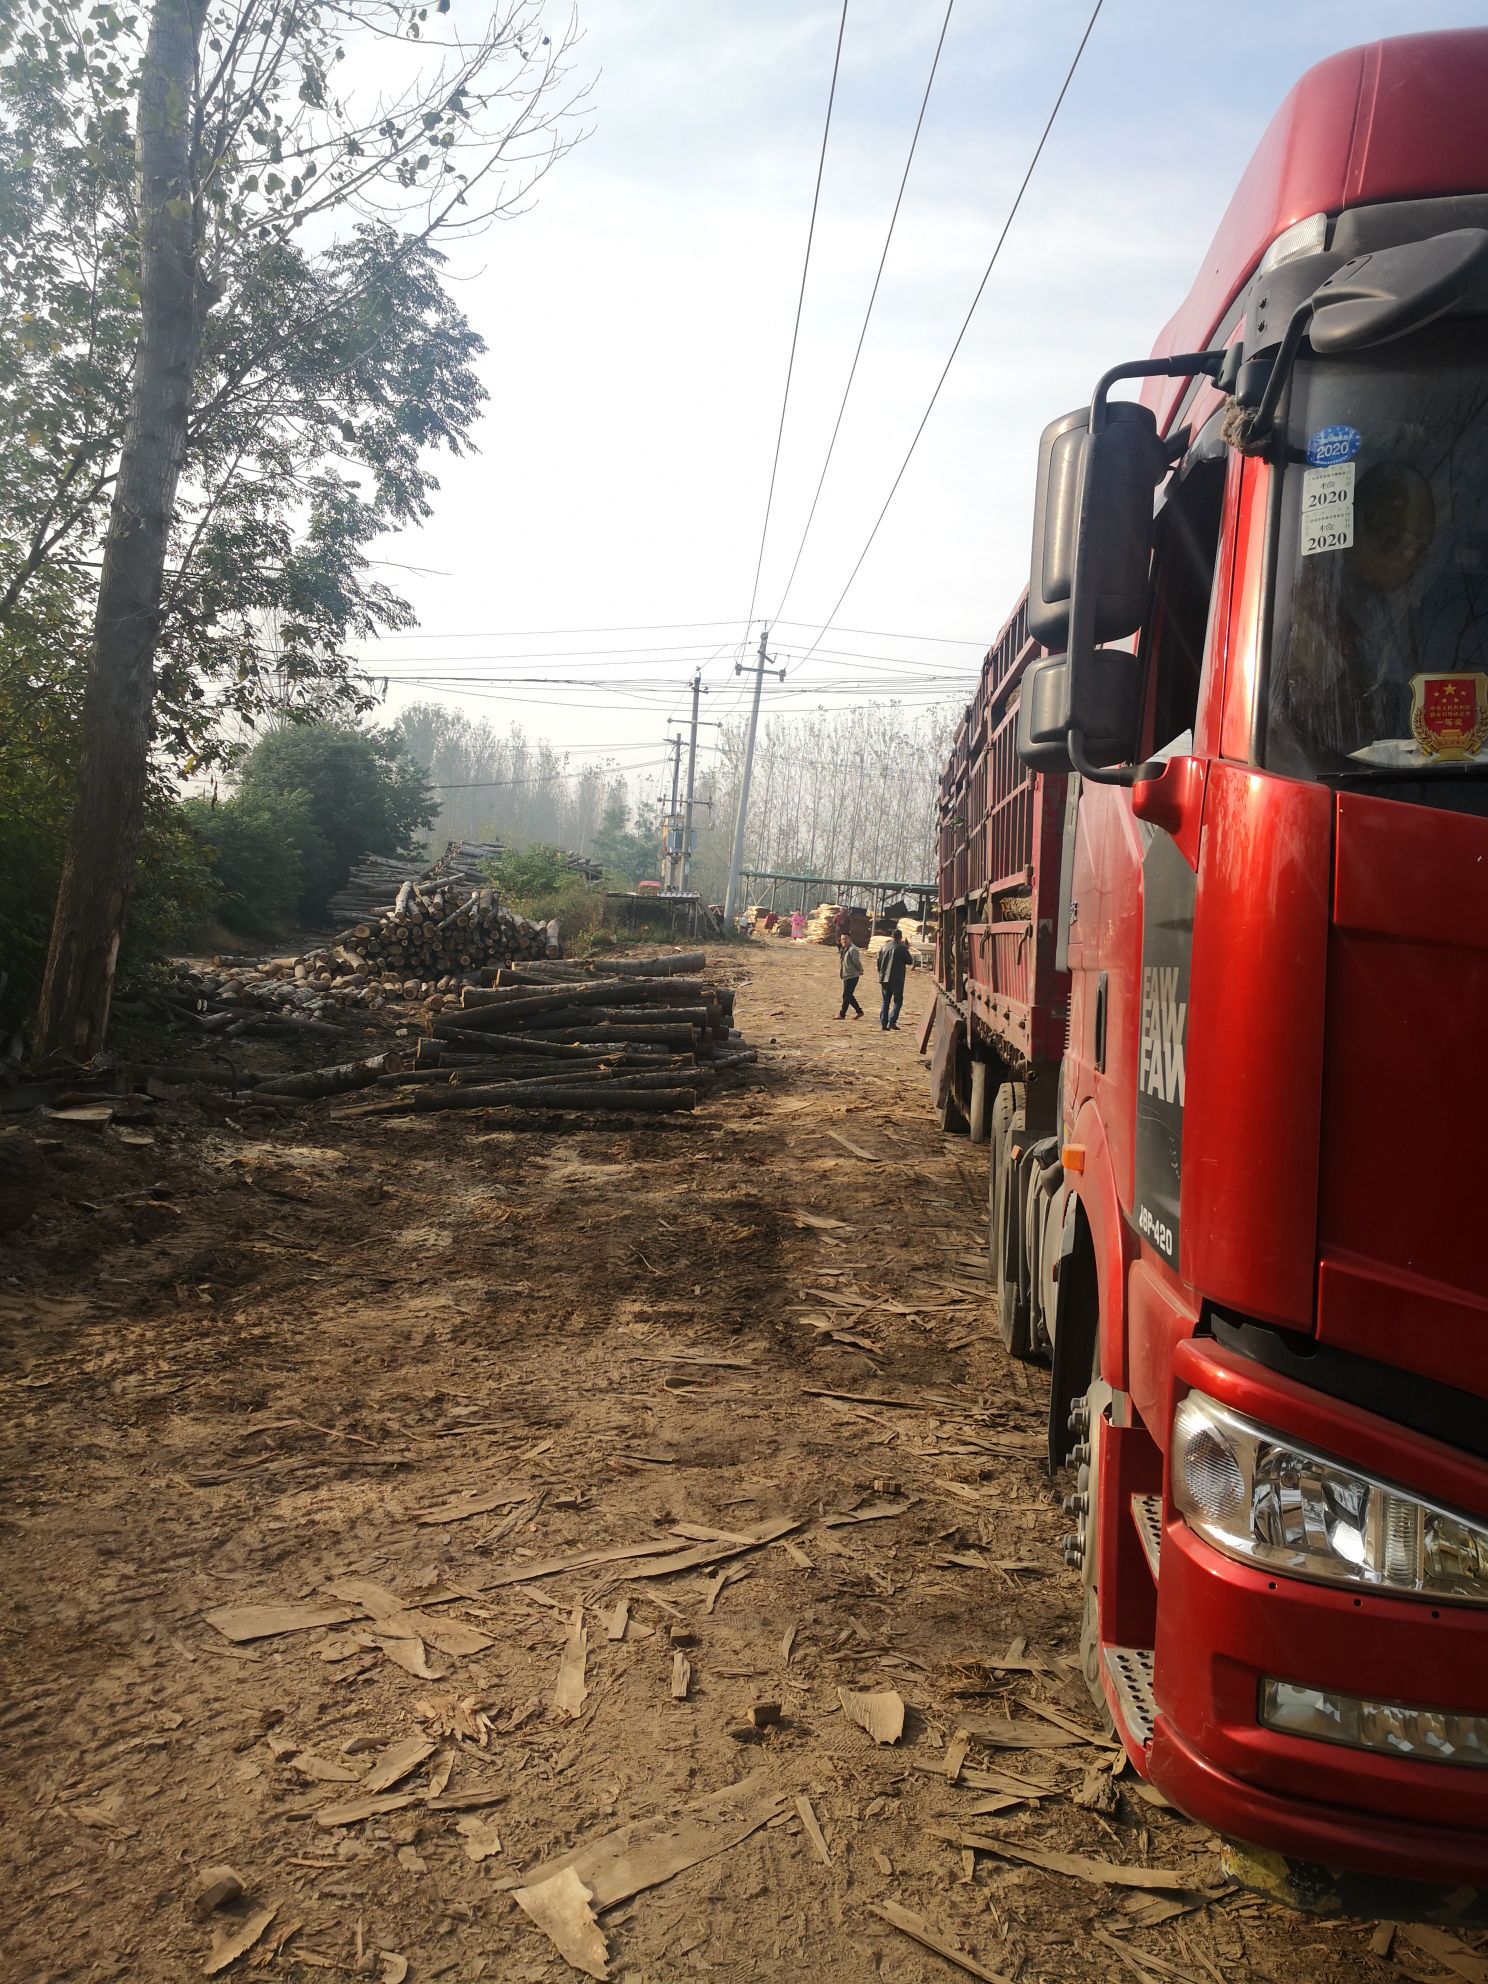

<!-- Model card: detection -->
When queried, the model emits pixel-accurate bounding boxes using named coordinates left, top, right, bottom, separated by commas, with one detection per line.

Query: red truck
left=931, top=30, right=1488, bottom=1907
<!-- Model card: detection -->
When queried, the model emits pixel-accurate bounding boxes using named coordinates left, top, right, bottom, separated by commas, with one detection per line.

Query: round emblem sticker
left=1307, top=424, right=1362, bottom=467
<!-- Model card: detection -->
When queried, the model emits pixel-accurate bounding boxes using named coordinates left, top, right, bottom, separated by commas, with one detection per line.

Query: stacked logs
left=373, top=950, right=755, bottom=1120
left=317, top=883, right=559, bottom=990
left=327, top=839, right=599, bottom=928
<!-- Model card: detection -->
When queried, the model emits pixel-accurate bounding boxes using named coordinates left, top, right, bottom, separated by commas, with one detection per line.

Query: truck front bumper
left=1147, top=1340, right=1488, bottom=1888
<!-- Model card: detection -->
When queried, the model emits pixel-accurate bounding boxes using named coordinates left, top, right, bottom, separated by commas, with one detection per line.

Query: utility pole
left=659, top=732, right=686, bottom=892
left=723, top=628, right=785, bottom=923
left=666, top=733, right=683, bottom=816
left=680, top=670, right=705, bottom=895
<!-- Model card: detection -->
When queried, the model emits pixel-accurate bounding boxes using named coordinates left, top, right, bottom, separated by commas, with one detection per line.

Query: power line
left=771, top=0, right=955, bottom=628
left=792, top=0, right=1106, bottom=668
left=739, top=0, right=851, bottom=646
left=429, top=766, right=662, bottom=790
left=364, top=642, right=974, bottom=678
left=372, top=619, right=749, bottom=639
left=773, top=619, right=985, bottom=646
left=365, top=619, right=989, bottom=649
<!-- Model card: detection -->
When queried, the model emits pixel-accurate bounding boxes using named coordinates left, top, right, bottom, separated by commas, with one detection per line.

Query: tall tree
left=3, top=0, right=585, bottom=1058
left=35, top=0, right=205, bottom=1057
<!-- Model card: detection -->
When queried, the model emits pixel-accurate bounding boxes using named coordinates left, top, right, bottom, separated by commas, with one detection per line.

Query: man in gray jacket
left=836, top=930, right=864, bottom=1019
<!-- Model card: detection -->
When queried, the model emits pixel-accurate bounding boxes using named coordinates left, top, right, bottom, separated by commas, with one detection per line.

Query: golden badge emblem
left=1410, top=672, right=1488, bottom=761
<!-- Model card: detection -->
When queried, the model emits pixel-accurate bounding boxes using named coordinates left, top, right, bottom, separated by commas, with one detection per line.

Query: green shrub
left=238, top=721, right=435, bottom=918
left=182, top=789, right=314, bottom=938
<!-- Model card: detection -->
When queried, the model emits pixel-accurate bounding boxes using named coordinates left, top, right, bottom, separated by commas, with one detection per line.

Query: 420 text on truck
left=929, top=29, right=1488, bottom=1909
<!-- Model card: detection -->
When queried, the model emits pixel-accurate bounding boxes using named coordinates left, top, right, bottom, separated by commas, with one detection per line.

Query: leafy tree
left=181, top=786, right=312, bottom=936
left=2, top=0, right=587, bottom=1057
left=589, top=797, right=655, bottom=885
left=237, top=721, right=436, bottom=918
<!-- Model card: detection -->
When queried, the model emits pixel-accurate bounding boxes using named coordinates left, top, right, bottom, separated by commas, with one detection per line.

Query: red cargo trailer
left=931, top=30, right=1488, bottom=1907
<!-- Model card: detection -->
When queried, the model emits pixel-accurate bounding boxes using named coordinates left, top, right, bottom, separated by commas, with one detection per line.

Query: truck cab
left=938, top=30, right=1488, bottom=1905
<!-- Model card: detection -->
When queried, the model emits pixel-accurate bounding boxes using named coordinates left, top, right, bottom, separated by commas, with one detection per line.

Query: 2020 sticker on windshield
left=1300, top=461, right=1355, bottom=557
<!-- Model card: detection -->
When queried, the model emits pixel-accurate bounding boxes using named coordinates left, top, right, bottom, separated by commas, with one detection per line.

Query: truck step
left=1131, top=1493, right=1162, bottom=1580
left=1104, top=1645, right=1156, bottom=1749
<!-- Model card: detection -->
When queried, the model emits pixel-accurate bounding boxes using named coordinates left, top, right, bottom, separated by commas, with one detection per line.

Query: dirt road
left=0, top=941, right=1425, bottom=1980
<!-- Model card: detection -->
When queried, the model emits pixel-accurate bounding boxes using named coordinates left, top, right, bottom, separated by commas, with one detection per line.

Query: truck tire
left=989, top=1081, right=1030, bottom=1358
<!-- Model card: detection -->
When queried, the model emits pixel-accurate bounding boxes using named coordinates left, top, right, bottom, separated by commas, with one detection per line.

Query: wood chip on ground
left=838, top=1687, right=906, bottom=1745
left=868, top=1900, right=1015, bottom=1984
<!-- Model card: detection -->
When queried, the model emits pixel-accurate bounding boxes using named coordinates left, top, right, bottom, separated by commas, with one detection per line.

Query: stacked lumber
left=373, top=950, right=755, bottom=1120
left=299, top=886, right=558, bottom=992
left=326, top=840, right=505, bottom=924
left=818, top=906, right=872, bottom=948
left=325, top=852, right=448, bottom=926
left=327, top=839, right=598, bottom=926
left=173, top=889, right=559, bottom=1024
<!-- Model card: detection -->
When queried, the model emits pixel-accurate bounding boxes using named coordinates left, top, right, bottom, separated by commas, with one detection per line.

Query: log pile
left=326, top=840, right=505, bottom=925
left=162, top=890, right=557, bottom=1028
left=327, top=839, right=599, bottom=927
left=295, top=886, right=559, bottom=995
left=372, top=950, right=755, bottom=1121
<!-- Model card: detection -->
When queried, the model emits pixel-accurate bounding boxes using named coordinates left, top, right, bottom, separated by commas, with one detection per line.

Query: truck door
left=1069, top=448, right=1228, bottom=1252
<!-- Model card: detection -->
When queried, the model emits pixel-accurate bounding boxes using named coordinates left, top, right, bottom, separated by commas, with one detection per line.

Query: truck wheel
left=1067, top=1334, right=1115, bottom=1731
left=989, top=1081, right=1029, bottom=1357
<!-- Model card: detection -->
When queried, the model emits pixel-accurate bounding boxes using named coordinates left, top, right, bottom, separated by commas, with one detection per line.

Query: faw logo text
left=1138, top=965, right=1187, bottom=1106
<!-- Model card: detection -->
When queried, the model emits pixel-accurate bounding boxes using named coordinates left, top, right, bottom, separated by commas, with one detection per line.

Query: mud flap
left=1221, top=1840, right=1486, bottom=1923
left=928, top=995, right=962, bottom=1117
left=1046, top=1192, right=1091, bottom=1473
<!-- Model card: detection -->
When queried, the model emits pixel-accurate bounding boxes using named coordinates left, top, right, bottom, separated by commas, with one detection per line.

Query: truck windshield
left=1266, top=323, right=1488, bottom=796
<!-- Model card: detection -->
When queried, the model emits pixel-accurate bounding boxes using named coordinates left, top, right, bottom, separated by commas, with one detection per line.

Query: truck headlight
left=1172, top=1391, right=1488, bottom=1605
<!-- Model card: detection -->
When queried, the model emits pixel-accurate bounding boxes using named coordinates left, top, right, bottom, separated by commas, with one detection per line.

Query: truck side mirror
left=1028, top=401, right=1167, bottom=650
left=1016, top=649, right=1144, bottom=772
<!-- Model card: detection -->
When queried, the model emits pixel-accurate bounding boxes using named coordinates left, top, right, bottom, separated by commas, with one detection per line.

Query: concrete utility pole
left=681, top=670, right=705, bottom=895
left=659, top=734, right=685, bottom=892
left=666, top=733, right=683, bottom=816
left=723, top=628, right=785, bottom=923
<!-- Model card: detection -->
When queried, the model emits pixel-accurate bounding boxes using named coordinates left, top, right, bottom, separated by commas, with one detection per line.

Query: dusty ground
left=0, top=939, right=1467, bottom=1983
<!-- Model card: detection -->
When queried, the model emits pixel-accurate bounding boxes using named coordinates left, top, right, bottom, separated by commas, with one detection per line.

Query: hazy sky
left=360, top=2, right=1486, bottom=808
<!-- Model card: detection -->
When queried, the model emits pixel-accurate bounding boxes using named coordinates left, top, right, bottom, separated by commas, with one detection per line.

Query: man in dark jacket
left=836, top=931, right=864, bottom=1019
left=877, top=931, right=913, bottom=1031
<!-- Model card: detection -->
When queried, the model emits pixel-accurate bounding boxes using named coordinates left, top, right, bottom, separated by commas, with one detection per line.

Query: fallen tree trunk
left=602, top=950, right=708, bottom=978
left=256, top=1053, right=393, bottom=1099
left=223, top=1012, right=349, bottom=1041
left=415, top=1038, right=611, bottom=1069
left=519, top=1025, right=700, bottom=1050
left=491, top=950, right=708, bottom=988
left=122, top=1063, right=258, bottom=1089
left=707, top=1047, right=759, bottom=1069
left=405, top=1081, right=698, bottom=1114
left=510, top=1003, right=714, bottom=1032
left=460, top=976, right=714, bottom=1015
left=424, top=1031, right=607, bottom=1063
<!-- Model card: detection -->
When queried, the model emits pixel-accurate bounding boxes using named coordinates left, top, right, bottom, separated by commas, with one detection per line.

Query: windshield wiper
left=1328, top=763, right=1488, bottom=784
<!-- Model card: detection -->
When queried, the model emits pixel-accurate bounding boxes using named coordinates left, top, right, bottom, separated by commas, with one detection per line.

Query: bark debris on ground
left=0, top=941, right=1451, bottom=1981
